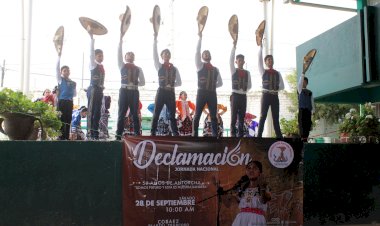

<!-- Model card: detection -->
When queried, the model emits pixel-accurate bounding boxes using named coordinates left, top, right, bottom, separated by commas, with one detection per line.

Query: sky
left=0, top=0, right=356, bottom=94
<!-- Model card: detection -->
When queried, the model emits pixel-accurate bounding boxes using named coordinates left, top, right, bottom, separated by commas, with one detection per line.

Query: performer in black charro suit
left=115, top=33, right=145, bottom=139
left=150, top=33, right=182, bottom=136
left=193, top=32, right=223, bottom=137
left=86, top=30, right=105, bottom=140
left=257, top=44, right=284, bottom=138
left=229, top=41, right=252, bottom=137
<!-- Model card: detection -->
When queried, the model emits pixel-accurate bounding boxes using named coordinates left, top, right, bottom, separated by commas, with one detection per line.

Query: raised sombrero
left=53, top=26, right=64, bottom=55
left=79, top=17, right=108, bottom=35
left=303, top=49, right=317, bottom=74
left=150, top=5, right=161, bottom=35
left=120, top=6, right=131, bottom=35
left=255, top=20, right=266, bottom=46
left=228, top=15, right=238, bottom=43
left=197, top=6, right=209, bottom=34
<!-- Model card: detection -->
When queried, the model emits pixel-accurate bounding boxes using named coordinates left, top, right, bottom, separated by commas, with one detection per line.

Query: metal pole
left=1, top=60, right=5, bottom=87
left=20, top=0, right=25, bottom=91
left=23, top=0, right=33, bottom=94
left=262, top=0, right=274, bottom=138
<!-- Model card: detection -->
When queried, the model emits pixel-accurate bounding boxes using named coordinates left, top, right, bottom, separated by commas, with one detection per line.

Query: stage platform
left=0, top=139, right=379, bottom=225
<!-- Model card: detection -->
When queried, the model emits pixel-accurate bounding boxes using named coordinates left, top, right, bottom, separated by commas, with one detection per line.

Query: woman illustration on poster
left=231, top=160, right=271, bottom=226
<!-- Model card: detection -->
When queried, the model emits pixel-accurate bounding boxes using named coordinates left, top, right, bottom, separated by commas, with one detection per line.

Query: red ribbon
left=126, top=63, right=135, bottom=70
left=205, top=63, right=213, bottom=70
left=163, top=63, right=173, bottom=70
left=240, top=207, right=265, bottom=215
left=98, top=64, right=105, bottom=74
left=238, top=69, right=245, bottom=78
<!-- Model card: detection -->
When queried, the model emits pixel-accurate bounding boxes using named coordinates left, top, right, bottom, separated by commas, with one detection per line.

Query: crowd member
left=99, top=96, right=111, bottom=140
left=36, top=89, right=55, bottom=106
left=229, top=41, right=252, bottom=137
left=70, top=106, right=87, bottom=140
left=115, top=31, right=145, bottom=140
left=176, top=91, right=195, bottom=136
left=56, top=51, right=76, bottom=140
left=243, top=113, right=259, bottom=137
left=150, top=33, right=182, bottom=136
left=297, top=74, right=315, bottom=142
left=52, top=86, right=58, bottom=107
left=257, top=44, right=284, bottom=138
left=193, top=32, right=223, bottom=137
left=86, top=28, right=105, bottom=140
left=148, top=103, right=171, bottom=136
left=203, top=104, right=227, bottom=137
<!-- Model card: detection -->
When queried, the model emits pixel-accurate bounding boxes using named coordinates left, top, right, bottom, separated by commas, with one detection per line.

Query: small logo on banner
left=268, top=141, right=294, bottom=168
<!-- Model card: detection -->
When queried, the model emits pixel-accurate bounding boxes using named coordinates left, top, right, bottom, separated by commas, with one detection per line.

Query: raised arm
left=229, top=46, right=236, bottom=75
left=153, top=36, right=160, bottom=71
left=195, top=37, right=203, bottom=71
left=258, top=45, right=264, bottom=76
left=118, top=39, right=124, bottom=70
left=56, top=56, right=62, bottom=84
left=89, top=37, right=96, bottom=70
left=297, top=73, right=305, bottom=95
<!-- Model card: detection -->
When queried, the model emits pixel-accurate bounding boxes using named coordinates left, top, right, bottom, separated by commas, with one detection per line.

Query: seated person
left=70, top=106, right=88, bottom=140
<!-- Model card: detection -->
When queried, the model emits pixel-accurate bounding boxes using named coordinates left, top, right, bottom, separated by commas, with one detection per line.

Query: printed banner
left=122, top=137, right=303, bottom=226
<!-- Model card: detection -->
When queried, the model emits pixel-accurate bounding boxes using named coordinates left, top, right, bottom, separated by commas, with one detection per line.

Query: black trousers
left=116, top=88, right=140, bottom=137
left=193, top=89, right=218, bottom=137
left=151, top=88, right=178, bottom=136
left=87, top=86, right=103, bottom=139
left=257, top=92, right=282, bottom=138
left=230, top=92, right=247, bottom=137
left=298, top=108, right=312, bottom=139
left=58, top=99, right=73, bottom=140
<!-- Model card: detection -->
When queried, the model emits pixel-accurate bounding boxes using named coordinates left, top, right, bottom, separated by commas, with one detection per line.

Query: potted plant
left=339, top=103, right=380, bottom=143
left=0, top=88, right=62, bottom=140
left=280, top=117, right=299, bottom=138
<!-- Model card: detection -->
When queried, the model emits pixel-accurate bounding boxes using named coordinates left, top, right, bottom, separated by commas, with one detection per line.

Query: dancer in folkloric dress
left=231, top=160, right=271, bottom=226
left=176, top=91, right=196, bottom=136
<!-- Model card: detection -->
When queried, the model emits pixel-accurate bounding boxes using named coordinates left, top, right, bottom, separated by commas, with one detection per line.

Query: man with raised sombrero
left=80, top=17, right=108, bottom=140
left=256, top=20, right=284, bottom=138
left=150, top=5, right=181, bottom=136
left=228, top=15, right=252, bottom=138
left=115, top=6, right=145, bottom=140
left=193, top=6, right=223, bottom=137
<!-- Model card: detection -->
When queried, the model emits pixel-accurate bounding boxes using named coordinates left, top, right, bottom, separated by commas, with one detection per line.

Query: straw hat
left=53, top=26, right=64, bottom=55
left=255, top=20, right=266, bottom=46
left=228, top=15, right=238, bottom=42
left=79, top=17, right=108, bottom=35
left=197, top=6, right=209, bottom=34
left=120, top=6, right=131, bottom=35
left=303, top=49, right=317, bottom=74
left=150, top=5, right=161, bottom=35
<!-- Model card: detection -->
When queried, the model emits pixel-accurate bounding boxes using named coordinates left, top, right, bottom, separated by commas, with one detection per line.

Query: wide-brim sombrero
left=255, top=20, right=266, bottom=46
left=303, top=49, right=317, bottom=74
left=197, top=6, right=209, bottom=34
left=245, top=113, right=257, bottom=121
left=79, top=17, right=108, bottom=35
left=120, top=6, right=131, bottom=34
left=53, top=26, right=64, bottom=55
left=228, top=15, right=238, bottom=42
left=150, top=5, right=161, bottom=35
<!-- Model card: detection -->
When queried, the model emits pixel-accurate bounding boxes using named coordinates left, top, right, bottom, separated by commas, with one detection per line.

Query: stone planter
left=0, top=112, right=43, bottom=140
